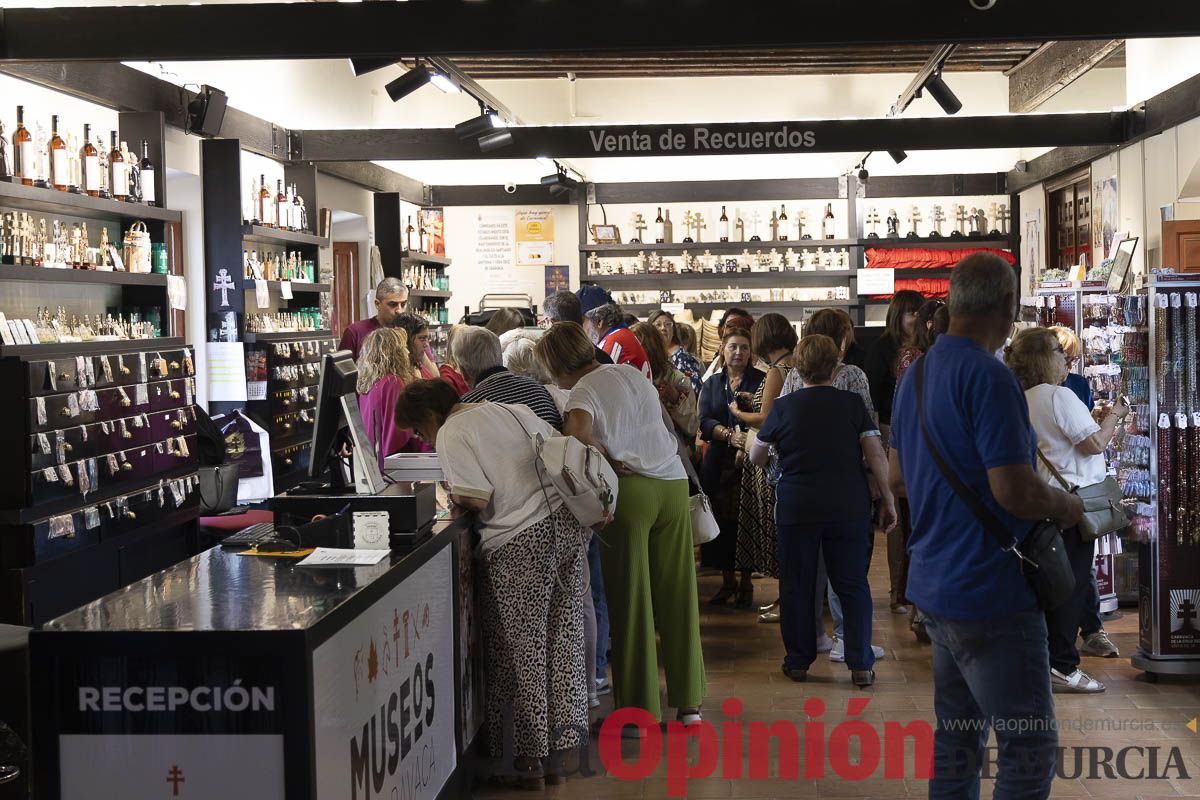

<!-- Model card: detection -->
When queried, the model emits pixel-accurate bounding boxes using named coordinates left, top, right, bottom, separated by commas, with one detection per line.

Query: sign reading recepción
left=312, top=545, right=455, bottom=800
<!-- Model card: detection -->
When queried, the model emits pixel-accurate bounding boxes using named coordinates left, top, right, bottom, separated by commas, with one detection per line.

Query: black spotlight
left=924, top=74, right=962, bottom=115
left=857, top=167, right=869, bottom=182
left=478, top=129, right=514, bottom=153
left=541, top=171, right=578, bottom=197
left=350, top=58, right=397, bottom=77
left=455, top=114, right=495, bottom=140
left=888, top=149, right=908, bottom=164
left=186, top=85, right=227, bottom=136
left=385, top=63, right=431, bottom=102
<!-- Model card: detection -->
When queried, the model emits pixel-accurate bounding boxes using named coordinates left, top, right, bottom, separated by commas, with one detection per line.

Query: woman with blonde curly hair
left=356, top=327, right=429, bottom=456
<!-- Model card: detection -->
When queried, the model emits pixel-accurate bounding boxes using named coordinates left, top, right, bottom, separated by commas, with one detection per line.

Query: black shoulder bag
left=914, top=356, right=1075, bottom=610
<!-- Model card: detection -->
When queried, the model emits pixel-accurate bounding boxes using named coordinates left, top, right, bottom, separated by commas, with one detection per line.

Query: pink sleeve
left=360, top=377, right=429, bottom=456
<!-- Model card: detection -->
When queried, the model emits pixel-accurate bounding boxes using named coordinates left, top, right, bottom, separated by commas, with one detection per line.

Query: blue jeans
left=778, top=519, right=874, bottom=671
left=924, top=610, right=1057, bottom=800
left=588, top=533, right=609, bottom=679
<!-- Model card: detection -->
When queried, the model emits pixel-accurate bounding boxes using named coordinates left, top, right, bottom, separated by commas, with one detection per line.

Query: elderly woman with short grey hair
left=457, top=325, right=562, bottom=430
left=584, top=303, right=651, bottom=377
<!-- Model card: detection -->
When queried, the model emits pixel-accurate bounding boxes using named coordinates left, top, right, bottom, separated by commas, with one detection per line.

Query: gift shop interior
left=1, top=2, right=1200, bottom=798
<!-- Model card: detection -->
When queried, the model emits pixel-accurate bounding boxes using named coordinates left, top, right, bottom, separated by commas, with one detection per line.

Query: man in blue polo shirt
left=889, top=253, right=1082, bottom=799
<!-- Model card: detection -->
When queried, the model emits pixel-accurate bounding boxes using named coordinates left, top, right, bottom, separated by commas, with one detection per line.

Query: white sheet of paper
left=205, top=341, right=248, bottom=402
left=255, top=279, right=270, bottom=309
left=167, top=275, right=188, bottom=310
left=297, top=547, right=390, bottom=567
left=857, top=268, right=895, bottom=295
left=279, top=280, right=293, bottom=300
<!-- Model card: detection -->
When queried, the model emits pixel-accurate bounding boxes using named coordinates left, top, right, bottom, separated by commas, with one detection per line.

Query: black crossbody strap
left=914, top=356, right=1019, bottom=553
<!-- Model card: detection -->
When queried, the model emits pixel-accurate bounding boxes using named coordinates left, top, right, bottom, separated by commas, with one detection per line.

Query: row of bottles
left=412, top=302, right=449, bottom=326
left=402, top=263, right=448, bottom=292
left=647, top=204, right=837, bottom=244
left=10, top=107, right=155, bottom=205
left=246, top=309, right=329, bottom=334
left=247, top=176, right=308, bottom=232
left=242, top=249, right=316, bottom=283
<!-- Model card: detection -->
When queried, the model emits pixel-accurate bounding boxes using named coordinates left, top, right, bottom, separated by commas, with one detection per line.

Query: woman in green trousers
left=536, top=322, right=706, bottom=733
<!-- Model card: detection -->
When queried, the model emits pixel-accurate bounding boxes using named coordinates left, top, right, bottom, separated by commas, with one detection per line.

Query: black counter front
left=29, top=515, right=484, bottom=800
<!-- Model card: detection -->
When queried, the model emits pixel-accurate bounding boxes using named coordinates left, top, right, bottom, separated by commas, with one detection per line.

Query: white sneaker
left=816, top=633, right=834, bottom=653
left=1051, top=667, right=1105, bottom=693
left=829, top=636, right=885, bottom=663
left=595, top=676, right=611, bottom=695
left=588, top=690, right=600, bottom=709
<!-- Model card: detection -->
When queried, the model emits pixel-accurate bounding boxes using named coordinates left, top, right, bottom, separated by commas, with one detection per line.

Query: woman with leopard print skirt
left=395, top=379, right=588, bottom=789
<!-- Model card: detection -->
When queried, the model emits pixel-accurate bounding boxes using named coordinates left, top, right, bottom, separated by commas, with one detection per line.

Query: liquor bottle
left=66, top=131, right=82, bottom=193
left=291, top=184, right=303, bottom=232
left=258, top=175, right=272, bottom=228
left=139, top=140, right=156, bottom=206
left=276, top=180, right=288, bottom=231
left=655, top=207, right=665, bottom=244
left=822, top=203, right=835, bottom=240
left=778, top=205, right=788, bottom=241
left=108, top=132, right=128, bottom=201
left=12, top=106, right=32, bottom=186
left=405, top=216, right=415, bottom=251
left=284, top=184, right=295, bottom=231
left=81, top=124, right=100, bottom=197
left=121, top=141, right=138, bottom=203
left=719, top=206, right=730, bottom=242
left=96, top=132, right=110, bottom=198
left=243, top=249, right=251, bottom=279
left=664, top=209, right=673, bottom=244
left=48, top=115, right=67, bottom=191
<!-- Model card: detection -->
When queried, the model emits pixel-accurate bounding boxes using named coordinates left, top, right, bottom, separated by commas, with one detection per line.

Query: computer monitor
left=308, top=350, right=386, bottom=495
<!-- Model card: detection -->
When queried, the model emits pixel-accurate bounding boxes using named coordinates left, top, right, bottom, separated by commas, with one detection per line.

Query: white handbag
left=689, top=491, right=720, bottom=545
left=501, top=406, right=619, bottom=528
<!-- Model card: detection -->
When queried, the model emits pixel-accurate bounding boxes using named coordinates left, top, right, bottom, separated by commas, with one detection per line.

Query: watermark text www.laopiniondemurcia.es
left=480, top=699, right=1193, bottom=797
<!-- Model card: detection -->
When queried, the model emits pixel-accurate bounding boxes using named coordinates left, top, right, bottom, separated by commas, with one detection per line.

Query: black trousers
left=1044, top=527, right=1097, bottom=675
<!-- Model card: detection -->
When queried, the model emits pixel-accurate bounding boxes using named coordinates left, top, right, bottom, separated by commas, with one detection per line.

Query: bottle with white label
left=719, top=206, right=730, bottom=242
left=655, top=207, right=665, bottom=244
left=139, top=139, right=156, bottom=206
left=108, top=132, right=128, bottom=201
left=48, top=115, right=68, bottom=192
left=822, top=203, right=836, bottom=240
left=81, top=124, right=100, bottom=197
left=12, top=106, right=33, bottom=186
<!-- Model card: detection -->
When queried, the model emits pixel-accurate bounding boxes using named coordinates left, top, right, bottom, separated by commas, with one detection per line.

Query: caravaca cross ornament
left=213, top=268, right=236, bottom=308
left=907, top=206, right=922, bottom=239
left=930, top=205, right=946, bottom=238
left=865, top=208, right=881, bottom=238
left=631, top=213, right=647, bottom=244
left=996, top=203, right=1011, bottom=236
left=690, top=211, right=706, bottom=243
left=681, top=211, right=696, bottom=243
left=952, top=204, right=968, bottom=238
left=797, top=210, right=810, bottom=240
left=748, top=209, right=763, bottom=242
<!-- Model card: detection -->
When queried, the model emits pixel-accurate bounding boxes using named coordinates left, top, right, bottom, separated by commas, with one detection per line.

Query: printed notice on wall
left=516, top=208, right=555, bottom=266
left=476, top=211, right=517, bottom=293
left=206, top=342, right=248, bottom=403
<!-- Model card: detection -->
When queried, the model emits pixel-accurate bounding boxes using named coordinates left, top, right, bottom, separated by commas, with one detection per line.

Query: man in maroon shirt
left=338, top=277, right=409, bottom=359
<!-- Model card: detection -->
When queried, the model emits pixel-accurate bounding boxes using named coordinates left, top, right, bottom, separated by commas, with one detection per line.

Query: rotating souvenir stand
left=1131, top=275, right=1200, bottom=679
left=1025, top=282, right=1146, bottom=610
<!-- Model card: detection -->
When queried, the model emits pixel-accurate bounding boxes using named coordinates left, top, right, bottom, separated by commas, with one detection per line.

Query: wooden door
left=1163, top=220, right=1200, bottom=272
left=332, top=242, right=359, bottom=336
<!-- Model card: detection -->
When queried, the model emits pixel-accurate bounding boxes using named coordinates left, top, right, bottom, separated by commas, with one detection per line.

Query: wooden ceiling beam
left=1007, top=39, right=1124, bottom=113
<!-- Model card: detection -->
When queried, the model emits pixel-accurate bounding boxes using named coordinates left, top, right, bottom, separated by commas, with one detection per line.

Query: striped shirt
left=461, top=367, right=563, bottom=431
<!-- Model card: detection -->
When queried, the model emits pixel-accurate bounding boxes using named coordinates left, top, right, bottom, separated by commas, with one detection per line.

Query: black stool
left=0, top=624, right=30, bottom=796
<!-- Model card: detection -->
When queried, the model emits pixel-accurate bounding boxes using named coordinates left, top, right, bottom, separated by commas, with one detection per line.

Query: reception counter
left=29, top=515, right=483, bottom=800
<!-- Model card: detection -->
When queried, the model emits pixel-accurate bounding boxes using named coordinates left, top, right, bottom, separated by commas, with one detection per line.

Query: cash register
left=269, top=350, right=436, bottom=548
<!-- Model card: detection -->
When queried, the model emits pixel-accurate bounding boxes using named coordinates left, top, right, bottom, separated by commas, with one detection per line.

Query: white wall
left=1126, top=38, right=1200, bottom=105
left=442, top=205, right=580, bottom=318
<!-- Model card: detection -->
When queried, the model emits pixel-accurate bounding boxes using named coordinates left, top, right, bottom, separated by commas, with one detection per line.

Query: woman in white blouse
left=394, top=378, right=587, bottom=787
left=1006, top=328, right=1129, bottom=695
left=535, top=321, right=705, bottom=733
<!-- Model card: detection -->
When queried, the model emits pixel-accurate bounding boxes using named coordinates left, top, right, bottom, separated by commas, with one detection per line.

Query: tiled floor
left=471, top=536, right=1200, bottom=799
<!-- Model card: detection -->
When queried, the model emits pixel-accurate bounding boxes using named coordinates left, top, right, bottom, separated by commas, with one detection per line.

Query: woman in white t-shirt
left=1007, top=328, right=1129, bottom=696
left=535, top=322, right=705, bottom=732
left=394, top=379, right=587, bottom=788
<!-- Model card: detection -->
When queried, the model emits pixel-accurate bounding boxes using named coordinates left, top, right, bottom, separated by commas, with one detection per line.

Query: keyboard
left=220, top=522, right=278, bottom=548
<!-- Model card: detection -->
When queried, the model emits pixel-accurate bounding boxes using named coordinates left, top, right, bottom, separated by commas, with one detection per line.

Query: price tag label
left=856, top=268, right=895, bottom=295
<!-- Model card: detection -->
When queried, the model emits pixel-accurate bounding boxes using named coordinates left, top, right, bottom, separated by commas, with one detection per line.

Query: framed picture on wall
left=419, top=207, right=446, bottom=256
left=591, top=224, right=621, bottom=244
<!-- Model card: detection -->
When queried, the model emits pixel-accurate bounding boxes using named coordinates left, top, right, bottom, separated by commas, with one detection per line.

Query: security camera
left=504, top=182, right=517, bottom=194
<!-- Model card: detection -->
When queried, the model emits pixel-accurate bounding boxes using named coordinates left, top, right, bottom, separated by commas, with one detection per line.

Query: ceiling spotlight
left=478, top=129, right=514, bottom=153
left=385, top=63, right=431, bottom=102
left=857, top=167, right=869, bottom=182
left=924, top=74, right=962, bottom=115
left=888, top=149, right=908, bottom=164
left=349, top=57, right=397, bottom=77
left=455, top=113, right=496, bottom=140
left=541, top=169, right=578, bottom=197
left=429, top=71, right=460, bottom=94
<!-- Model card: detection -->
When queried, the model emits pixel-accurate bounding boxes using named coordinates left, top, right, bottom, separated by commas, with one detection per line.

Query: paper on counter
left=297, top=547, right=390, bottom=567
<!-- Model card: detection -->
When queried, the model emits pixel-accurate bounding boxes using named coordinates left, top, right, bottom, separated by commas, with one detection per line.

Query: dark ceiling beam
left=1006, top=70, right=1200, bottom=192
left=1007, top=39, right=1123, bottom=113
left=0, top=61, right=425, bottom=196
left=294, top=113, right=1127, bottom=162
left=0, top=1, right=1196, bottom=62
